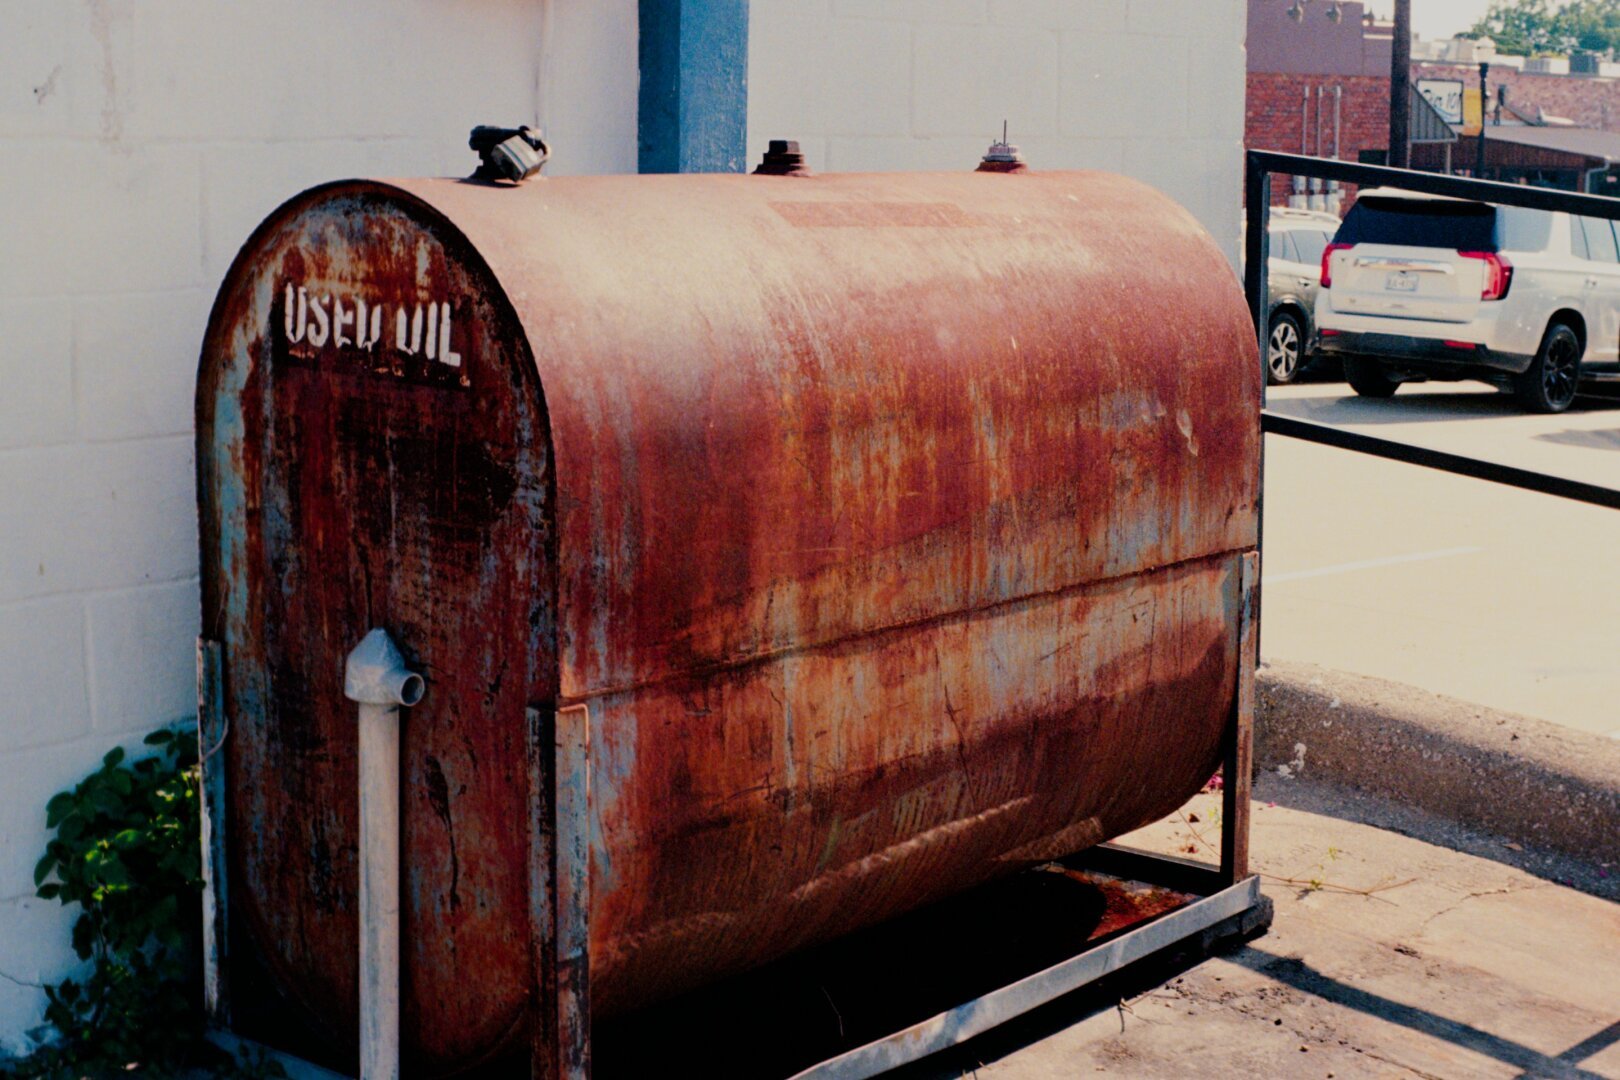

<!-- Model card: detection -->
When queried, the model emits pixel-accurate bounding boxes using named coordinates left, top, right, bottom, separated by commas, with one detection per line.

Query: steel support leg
left=1221, top=552, right=1259, bottom=886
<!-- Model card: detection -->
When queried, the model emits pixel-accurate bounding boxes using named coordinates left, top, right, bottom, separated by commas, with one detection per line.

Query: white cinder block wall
left=0, top=0, right=636, bottom=1051
left=747, top=0, right=1248, bottom=263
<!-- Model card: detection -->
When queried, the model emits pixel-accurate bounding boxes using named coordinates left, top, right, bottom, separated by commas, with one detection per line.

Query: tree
left=1472, top=0, right=1620, bottom=56
left=1471, top=0, right=1574, bottom=55
left=1562, top=0, right=1620, bottom=53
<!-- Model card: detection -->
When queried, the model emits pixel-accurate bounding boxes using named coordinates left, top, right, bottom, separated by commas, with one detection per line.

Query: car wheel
left=1344, top=355, right=1399, bottom=398
left=1267, top=311, right=1304, bottom=385
left=1515, top=322, right=1582, bottom=414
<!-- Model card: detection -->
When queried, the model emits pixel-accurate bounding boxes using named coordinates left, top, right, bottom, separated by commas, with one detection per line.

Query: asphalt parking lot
left=1260, top=374, right=1620, bottom=740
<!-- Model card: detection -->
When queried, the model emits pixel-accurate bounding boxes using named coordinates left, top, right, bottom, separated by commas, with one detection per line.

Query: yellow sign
left=1461, top=87, right=1483, bottom=135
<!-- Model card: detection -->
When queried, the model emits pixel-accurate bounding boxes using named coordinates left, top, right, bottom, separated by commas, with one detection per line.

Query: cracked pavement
left=911, top=775, right=1620, bottom=1080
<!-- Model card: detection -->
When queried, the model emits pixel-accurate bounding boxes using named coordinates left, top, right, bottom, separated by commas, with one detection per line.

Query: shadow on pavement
left=1263, top=380, right=1620, bottom=427
left=1535, top=426, right=1620, bottom=452
left=1266, top=385, right=1620, bottom=426
left=1225, top=947, right=1618, bottom=1080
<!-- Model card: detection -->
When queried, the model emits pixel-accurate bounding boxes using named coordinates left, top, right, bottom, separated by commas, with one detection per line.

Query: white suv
left=1314, top=188, right=1619, bottom=413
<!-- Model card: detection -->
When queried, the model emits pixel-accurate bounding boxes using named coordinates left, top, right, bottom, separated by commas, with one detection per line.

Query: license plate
left=1385, top=272, right=1419, bottom=292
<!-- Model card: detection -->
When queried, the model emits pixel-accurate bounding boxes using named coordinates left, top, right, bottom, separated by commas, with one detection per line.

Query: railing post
left=1244, top=153, right=1271, bottom=662
left=1243, top=153, right=1271, bottom=397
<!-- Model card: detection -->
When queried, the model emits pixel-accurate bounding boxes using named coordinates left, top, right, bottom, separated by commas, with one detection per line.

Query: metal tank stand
left=787, top=853, right=1270, bottom=1080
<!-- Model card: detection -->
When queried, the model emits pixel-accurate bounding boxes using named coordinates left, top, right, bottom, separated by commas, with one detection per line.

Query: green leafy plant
left=2, top=727, right=276, bottom=1079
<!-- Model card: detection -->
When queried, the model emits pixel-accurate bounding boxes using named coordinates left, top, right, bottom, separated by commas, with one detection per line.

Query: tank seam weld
left=560, top=543, right=1256, bottom=706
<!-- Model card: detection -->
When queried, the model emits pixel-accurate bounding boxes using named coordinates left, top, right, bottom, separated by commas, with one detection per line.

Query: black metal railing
left=1245, top=150, right=1620, bottom=512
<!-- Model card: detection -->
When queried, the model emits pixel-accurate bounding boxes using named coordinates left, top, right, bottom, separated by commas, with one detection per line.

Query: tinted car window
left=1496, top=207, right=1552, bottom=253
left=1336, top=196, right=1496, bottom=250
left=1292, top=229, right=1330, bottom=266
left=1270, top=230, right=1299, bottom=262
left=1571, top=217, right=1590, bottom=260
left=1582, top=217, right=1620, bottom=263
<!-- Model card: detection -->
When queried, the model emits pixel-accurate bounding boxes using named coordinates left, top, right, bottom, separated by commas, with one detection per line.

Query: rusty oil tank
left=195, top=162, right=1259, bottom=1075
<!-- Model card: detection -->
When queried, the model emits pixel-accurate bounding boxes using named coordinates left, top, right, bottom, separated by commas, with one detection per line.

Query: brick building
left=1246, top=0, right=1395, bottom=207
left=1249, top=0, right=1620, bottom=208
left=1419, top=62, right=1620, bottom=133
left=1246, top=72, right=1392, bottom=203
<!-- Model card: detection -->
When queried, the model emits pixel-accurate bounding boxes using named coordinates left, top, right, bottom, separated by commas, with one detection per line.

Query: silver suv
left=1248, top=209, right=1341, bottom=384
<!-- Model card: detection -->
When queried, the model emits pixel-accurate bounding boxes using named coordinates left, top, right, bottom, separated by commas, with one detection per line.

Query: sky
left=1360, top=0, right=1502, bottom=41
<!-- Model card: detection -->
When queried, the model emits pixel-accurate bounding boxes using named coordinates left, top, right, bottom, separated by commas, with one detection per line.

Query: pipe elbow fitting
left=345, top=628, right=425, bottom=707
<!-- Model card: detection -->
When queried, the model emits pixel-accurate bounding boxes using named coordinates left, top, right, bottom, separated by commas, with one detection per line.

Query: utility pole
left=1389, top=0, right=1412, bottom=167
left=1477, top=61, right=1491, bottom=178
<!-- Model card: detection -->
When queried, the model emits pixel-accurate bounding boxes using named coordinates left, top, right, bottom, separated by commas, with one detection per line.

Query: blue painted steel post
left=638, top=0, right=749, bottom=173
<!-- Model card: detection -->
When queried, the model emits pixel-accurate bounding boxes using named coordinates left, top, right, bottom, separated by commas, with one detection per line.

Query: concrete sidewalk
left=913, top=776, right=1620, bottom=1079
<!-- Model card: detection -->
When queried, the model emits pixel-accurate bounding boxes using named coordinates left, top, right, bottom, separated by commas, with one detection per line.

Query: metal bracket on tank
left=196, top=638, right=231, bottom=1028
left=528, top=702, right=593, bottom=1080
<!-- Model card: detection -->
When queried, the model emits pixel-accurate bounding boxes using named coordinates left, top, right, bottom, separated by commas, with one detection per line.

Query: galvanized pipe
left=1328, top=84, right=1344, bottom=214
left=344, top=629, right=424, bottom=1080
left=1308, top=86, right=1323, bottom=208
left=1333, top=84, right=1342, bottom=160
left=1294, top=86, right=1309, bottom=203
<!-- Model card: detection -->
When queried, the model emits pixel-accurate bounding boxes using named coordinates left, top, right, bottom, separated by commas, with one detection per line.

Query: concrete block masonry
left=85, top=582, right=201, bottom=737
left=0, top=598, right=90, bottom=754
left=914, top=23, right=1061, bottom=136
left=1255, top=659, right=1620, bottom=866
left=0, top=439, right=198, bottom=606
left=75, top=290, right=214, bottom=442
left=0, top=298, right=74, bottom=451
left=745, top=0, right=1247, bottom=265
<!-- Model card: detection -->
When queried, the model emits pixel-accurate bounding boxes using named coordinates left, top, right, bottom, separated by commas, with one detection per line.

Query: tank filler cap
left=977, top=121, right=1027, bottom=173
left=469, top=125, right=550, bottom=184
left=754, top=139, right=813, bottom=177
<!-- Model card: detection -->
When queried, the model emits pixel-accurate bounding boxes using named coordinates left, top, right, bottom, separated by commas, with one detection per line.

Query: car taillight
left=1320, top=242, right=1352, bottom=288
left=1461, top=251, right=1513, bottom=300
